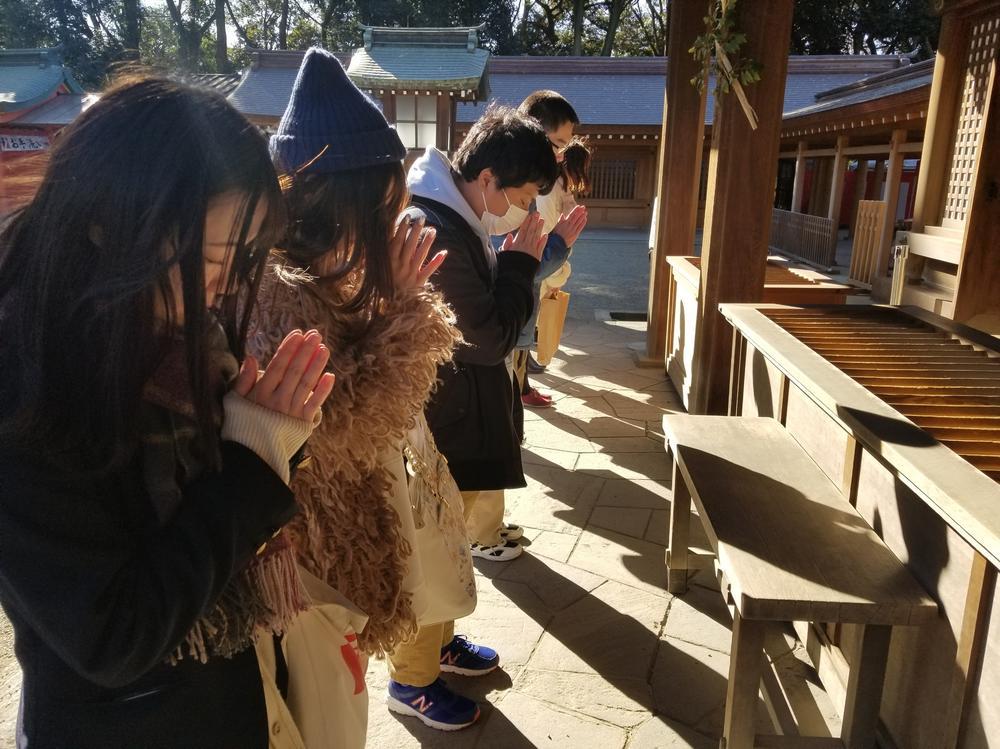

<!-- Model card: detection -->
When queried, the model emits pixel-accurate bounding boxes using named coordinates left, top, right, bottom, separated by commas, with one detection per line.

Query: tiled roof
left=347, top=46, right=489, bottom=92
left=8, top=93, right=98, bottom=126
left=783, top=58, right=934, bottom=120
left=185, top=73, right=242, bottom=96
left=454, top=55, right=908, bottom=127
left=229, top=49, right=911, bottom=126
left=0, top=48, right=84, bottom=114
left=229, top=65, right=303, bottom=120
left=228, top=56, right=386, bottom=120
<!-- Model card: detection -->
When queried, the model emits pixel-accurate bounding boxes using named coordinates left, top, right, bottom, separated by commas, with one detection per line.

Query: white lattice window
left=395, top=95, right=437, bottom=150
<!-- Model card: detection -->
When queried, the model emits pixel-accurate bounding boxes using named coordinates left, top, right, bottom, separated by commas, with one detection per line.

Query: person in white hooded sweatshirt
left=384, top=105, right=559, bottom=731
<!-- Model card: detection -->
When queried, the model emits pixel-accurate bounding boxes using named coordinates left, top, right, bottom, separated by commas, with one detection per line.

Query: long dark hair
left=277, top=161, right=408, bottom=314
left=562, top=137, right=592, bottom=198
left=0, top=75, right=285, bottom=472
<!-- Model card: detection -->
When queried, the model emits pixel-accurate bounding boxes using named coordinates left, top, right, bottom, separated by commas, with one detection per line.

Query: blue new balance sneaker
left=439, top=635, right=500, bottom=676
left=386, top=678, right=480, bottom=731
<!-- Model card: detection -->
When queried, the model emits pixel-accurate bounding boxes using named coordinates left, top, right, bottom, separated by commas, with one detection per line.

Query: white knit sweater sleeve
left=221, top=391, right=320, bottom=484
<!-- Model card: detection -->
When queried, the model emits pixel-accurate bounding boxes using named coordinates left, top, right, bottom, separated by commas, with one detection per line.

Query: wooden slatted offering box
left=665, top=257, right=853, bottom=408
left=721, top=302, right=1000, bottom=749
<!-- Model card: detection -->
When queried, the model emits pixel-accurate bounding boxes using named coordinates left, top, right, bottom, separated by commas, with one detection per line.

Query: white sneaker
left=499, top=523, right=524, bottom=541
left=470, top=540, right=523, bottom=561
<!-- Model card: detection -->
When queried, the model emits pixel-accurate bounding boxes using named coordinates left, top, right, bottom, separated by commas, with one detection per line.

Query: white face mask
left=480, top=182, right=529, bottom=237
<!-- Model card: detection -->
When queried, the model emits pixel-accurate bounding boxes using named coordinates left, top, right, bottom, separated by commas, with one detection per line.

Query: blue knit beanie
left=270, top=47, right=406, bottom=174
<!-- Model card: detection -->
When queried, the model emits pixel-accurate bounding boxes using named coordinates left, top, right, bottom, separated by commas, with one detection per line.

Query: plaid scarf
left=140, top=321, right=307, bottom=663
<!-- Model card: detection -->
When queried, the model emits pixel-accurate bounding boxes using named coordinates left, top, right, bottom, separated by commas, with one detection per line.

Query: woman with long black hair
left=0, top=76, right=334, bottom=748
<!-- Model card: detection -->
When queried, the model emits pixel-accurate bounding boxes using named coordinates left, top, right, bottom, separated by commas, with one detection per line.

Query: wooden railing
left=848, top=200, right=887, bottom=287
left=769, top=209, right=838, bottom=268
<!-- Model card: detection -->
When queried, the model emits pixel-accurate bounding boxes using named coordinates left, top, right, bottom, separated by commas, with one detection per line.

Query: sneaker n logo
left=441, top=651, right=460, bottom=667
left=411, top=695, right=434, bottom=714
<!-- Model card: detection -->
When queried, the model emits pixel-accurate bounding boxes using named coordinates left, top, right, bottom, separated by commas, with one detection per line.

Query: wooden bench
left=662, top=415, right=938, bottom=749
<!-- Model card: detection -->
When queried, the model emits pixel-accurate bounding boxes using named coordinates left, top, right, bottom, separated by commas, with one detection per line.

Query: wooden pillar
left=875, top=130, right=907, bottom=280
left=848, top=158, right=870, bottom=238
left=645, top=0, right=709, bottom=363
left=871, top=158, right=887, bottom=201
left=381, top=93, right=397, bottom=124
left=809, top=157, right=832, bottom=216
left=953, top=55, right=1000, bottom=327
left=689, top=0, right=795, bottom=415
left=828, top=135, right=850, bottom=230
left=436, top=93, right=452, bottom=152
left=912, top=9, right=967, bottom=231
left=790, top=140, right=807, bottom=213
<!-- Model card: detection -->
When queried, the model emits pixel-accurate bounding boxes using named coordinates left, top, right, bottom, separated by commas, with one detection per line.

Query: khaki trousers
left=387, top=490, right=482, bottom=687
left=465, top=489, right=504, bottom=546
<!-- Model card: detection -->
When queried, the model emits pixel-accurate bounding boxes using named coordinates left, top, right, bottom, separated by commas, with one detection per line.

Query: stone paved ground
left=365, top=317, right=837, bottom=748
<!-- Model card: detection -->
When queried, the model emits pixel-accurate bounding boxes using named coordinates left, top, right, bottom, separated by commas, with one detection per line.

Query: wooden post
left=871, top=158, right=887, bottom=201
left=645, top=0, right=709, bottom=363
left=952, top=53, right=999, bottom=327
left=689, top=0, right=795, bottom=415
left=848, top=157, right=871, bottom=238
left=942, top=553, right=997, bottom=748
left=840, top=625, right=892, bottom=749
left=912, top=9, right=967, bottom=232
left=790, top=140, right=807, bottom=213
left=875, top=130, right=907, bottom=280
left=436, top=94, right=452, bottom=152
left=828, top=135, right=850, bottom=228
left=722, top=611, right=768, bottom=749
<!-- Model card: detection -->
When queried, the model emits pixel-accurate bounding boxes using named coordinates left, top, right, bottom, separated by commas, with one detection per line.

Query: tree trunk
left=215, top=0, right=228, bottom=71
left=572, top=0, right=584, bottom=55
left=278, top=0, right=289, bottom=49
left=518, top=0, right=533, bottom=52
left=123, top=0, right=141, bottom=57
left=601, top=0, right=627, bottom=56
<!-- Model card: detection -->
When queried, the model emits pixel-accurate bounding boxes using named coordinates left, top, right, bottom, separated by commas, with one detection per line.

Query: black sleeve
left=0, top=442, right=297, bottom=688
left=429, top=228, right=539, bottom=367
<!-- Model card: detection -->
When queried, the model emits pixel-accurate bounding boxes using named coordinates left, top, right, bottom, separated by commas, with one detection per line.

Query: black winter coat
left=0, top=439, right=297, bottom=749
left=406, top=196, right=538, bottom=492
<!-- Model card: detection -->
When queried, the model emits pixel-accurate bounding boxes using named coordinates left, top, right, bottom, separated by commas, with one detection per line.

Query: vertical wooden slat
left=848, top=158, right=871, bottom=237
left=828, top=135, right=850, bottom=227
left=791, top=140, right=808, bottom=213
left=849, top=200, right=887, bottom=286
left=435, top=94, right=451, bottom=152
left=875, top=130, right=908, bottom=280
left=840, top=625, right=892, bottom=749
left=943, top=552, right=997, bottom=748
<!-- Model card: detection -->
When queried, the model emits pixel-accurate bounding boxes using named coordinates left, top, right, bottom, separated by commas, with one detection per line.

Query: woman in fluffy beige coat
left=250, top=259, right=460, bottom=654
left=247, top=48, right=464, bottom=659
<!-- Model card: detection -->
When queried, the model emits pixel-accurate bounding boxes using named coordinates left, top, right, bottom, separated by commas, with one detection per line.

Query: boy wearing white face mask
left=405, top=104, right=558, bottom=544
left=385, top=105, right=558, bottom=731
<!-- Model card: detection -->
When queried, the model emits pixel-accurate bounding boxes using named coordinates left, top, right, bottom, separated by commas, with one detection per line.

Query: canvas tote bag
left=535, top=289, right=571, bottom=366
left=256, top=568, right=370, bottom=749
left=402, top=412, right=477, bottom=626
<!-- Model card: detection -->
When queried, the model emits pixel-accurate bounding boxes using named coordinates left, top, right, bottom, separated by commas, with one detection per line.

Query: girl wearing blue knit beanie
left=249, top=47, right=486, bottom=738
